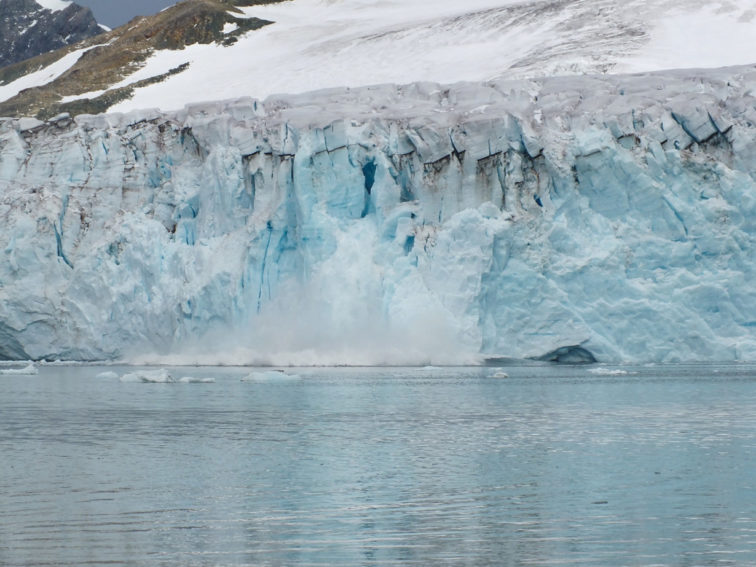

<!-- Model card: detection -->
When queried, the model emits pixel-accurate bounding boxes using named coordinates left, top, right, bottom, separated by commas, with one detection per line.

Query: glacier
left=1, top=67, right=756, bottom=364
left=106, top=0, right=756, bottom=114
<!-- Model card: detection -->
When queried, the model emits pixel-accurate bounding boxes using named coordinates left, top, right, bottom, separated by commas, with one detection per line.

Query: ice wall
left=1, top=67, right=756, bottom=363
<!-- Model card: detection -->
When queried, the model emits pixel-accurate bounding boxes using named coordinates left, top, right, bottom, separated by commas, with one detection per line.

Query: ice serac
left=1, top=67, right=756, bottom=364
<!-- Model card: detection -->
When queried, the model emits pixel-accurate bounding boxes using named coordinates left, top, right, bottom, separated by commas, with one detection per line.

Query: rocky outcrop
left=0, top=0, right=103, bottom=69
left=0, top=0, right=276, bottom=120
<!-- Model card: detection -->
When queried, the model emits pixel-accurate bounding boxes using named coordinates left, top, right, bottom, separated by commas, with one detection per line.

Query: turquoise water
left=1, top=364, right=756, bottom=566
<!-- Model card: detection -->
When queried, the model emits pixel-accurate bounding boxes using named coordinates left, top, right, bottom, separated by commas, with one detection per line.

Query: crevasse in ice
left=1, top=69, right=755, bottom=364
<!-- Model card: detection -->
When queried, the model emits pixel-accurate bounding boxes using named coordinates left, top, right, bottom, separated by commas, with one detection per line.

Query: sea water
left=1, top=364, right=755, bottom=566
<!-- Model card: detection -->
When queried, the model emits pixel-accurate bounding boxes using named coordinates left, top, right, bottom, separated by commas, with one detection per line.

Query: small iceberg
left=241, top=370, right=301, bottom=382
left=119, top=369, right=174, bottom=383
left=588, top=367, right=631, bottom=376
left=95, top=371, right=119, bottom=380
left=0, top=363, right=38, bottom=375
left=490, top=371, right=509, bottom=378
left=178, top=376, right=215, bottom=384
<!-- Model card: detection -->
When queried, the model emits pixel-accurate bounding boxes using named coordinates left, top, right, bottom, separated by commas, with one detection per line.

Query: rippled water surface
left=2, top=364, right=756, bottom=566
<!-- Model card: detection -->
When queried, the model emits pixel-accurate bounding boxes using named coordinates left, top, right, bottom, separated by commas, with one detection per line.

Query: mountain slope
left=0, top=0, right=279, bottom=119
left=1, top=0, right=756, bottom=119
left=0, top=0, right=104, bottom=69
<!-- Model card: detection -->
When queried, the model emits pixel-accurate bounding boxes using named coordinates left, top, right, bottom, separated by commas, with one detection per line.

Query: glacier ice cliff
left=1, top=67, right=756, bottom=363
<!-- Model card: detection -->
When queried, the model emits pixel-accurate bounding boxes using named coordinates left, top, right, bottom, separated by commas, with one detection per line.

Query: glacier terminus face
left=1, top=68, right=756, bottom=364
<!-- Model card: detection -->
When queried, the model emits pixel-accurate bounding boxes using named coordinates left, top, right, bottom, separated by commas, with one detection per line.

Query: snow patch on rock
left=35, top=0, right=72, bottom=12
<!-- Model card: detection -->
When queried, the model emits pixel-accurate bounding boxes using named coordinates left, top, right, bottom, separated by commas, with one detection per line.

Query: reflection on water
left=1, top=364, right=756, bottom=566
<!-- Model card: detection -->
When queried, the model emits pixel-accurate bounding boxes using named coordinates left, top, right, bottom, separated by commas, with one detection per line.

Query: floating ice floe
left=119, top=369, right=174, bottom=383
left=588, top=368, right=633, bottom=376
left=0, top=363, right=38, bottom=375
left=178, top=376, right=216, bottom=383
left=241, top=370, right=301, bottom=382
left=490, top=371, right=509, bottom=378
left=95, top=371, right=119, bottom=380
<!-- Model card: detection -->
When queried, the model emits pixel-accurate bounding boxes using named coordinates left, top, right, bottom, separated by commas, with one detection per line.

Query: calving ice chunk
left=0, top=68, right=755, bottom=364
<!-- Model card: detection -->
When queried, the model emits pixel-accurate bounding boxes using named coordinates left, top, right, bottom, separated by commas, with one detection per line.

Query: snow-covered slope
left=0, top=0, right=275, bottom=120
left=2, top=0, right=756, bottom=118
left=85, top=0, right=756, bottom=112
left=1, top=66, right=755, bottom=363
left=35, top=0, right=72, bottom=10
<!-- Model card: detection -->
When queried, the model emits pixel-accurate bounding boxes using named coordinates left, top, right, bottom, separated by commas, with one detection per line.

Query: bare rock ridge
left=0, top=0, right=103, bottom=68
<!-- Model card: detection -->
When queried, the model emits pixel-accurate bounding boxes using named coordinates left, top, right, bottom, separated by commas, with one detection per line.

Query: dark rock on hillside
left=0, top=0, right=103, bottom=68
